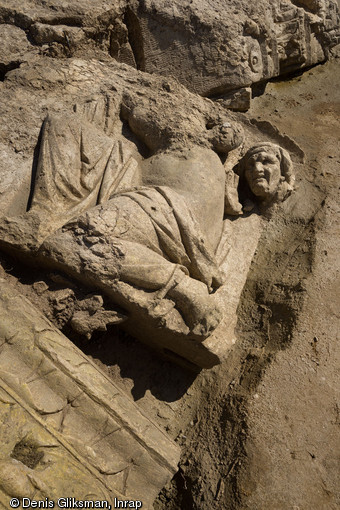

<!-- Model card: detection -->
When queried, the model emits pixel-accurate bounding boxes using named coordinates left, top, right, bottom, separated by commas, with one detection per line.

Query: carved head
left=242, top=143, right=295, bottom=202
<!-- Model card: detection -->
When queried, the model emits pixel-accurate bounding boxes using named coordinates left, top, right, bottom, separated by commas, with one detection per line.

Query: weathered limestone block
left=1, top=1, right=338, bottom=98
left=0, top=279, right=180, bottom=508
left=29, top=22, right=85, bottom=46
left=125, top=0, right=339, bottom=95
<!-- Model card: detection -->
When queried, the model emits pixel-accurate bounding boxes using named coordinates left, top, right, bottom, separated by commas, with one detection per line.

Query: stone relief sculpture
left=0, top=278, right=180, bottom=506
left=0, top=1, right=338, bottom=507
left=1, top=1, right=338, bottom=112
left=122, top=0, right=339, bottom=97
left=240, top=142, right=295, bottom=207
left=0, top=93, right=295, bottom=368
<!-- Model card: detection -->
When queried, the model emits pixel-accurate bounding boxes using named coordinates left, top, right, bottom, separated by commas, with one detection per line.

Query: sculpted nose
left=254, top=162, right=263, bottom=173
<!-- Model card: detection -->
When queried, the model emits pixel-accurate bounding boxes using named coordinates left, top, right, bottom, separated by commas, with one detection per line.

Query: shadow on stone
left=81, top=327, right=198, bottom=402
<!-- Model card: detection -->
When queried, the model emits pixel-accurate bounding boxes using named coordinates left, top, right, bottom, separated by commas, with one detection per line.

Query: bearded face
left=245, top=150, right=282, bottom=198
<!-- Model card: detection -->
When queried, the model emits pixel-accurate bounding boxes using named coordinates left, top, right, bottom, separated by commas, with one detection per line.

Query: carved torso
left=141, top=147, right=226, bottom=252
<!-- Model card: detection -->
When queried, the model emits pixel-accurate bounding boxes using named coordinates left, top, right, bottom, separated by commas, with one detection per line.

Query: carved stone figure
left=0, top=113, right=236, bottom=333
left=0, top=101, right=295, bottom=367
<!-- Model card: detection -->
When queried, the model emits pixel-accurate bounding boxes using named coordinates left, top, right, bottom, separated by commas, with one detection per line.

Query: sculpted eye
left=248, top=42, right=262, bottom=74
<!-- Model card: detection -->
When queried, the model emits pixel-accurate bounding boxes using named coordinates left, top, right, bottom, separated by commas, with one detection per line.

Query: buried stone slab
left=1, top=1, right=338, bottom=98
left=0, top=279, right=180, bottom=508
left=124, top=0, right=339, bottom=96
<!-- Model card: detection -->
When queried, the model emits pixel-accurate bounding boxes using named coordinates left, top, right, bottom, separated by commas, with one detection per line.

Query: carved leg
left=39, top=221, right=222, bottom=337
left=167, top=274, right=223, bottom=336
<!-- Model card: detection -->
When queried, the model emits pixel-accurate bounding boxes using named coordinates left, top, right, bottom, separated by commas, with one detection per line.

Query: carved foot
left=168, top=275, right=223, bottom=337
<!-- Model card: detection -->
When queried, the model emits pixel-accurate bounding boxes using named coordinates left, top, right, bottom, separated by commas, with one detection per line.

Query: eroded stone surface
left=0, top=0, right=338, bottom=98
left=127, top=0, right=339, bottom=95
left=0, top=278, right=180, bottom=508
left=0, top=24, right=38, bottom=77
